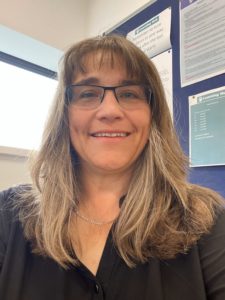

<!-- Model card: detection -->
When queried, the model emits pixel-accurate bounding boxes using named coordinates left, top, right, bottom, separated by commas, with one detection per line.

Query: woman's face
left=68, top=53, right=151, bottom=176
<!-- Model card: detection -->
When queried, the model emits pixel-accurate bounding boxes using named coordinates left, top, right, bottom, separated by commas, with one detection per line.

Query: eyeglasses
left=65, top=84, right=152, bottom=110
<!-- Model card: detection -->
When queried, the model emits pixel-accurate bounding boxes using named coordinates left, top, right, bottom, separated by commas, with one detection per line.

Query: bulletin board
left=108, top=0, right=225, bottom=197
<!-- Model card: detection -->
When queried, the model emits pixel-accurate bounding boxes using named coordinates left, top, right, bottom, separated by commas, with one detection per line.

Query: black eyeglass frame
left=65, top=84, right=153, bottom=107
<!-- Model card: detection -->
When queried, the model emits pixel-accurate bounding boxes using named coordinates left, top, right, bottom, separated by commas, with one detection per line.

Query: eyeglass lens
left=67, top=85, right=150, bottom=109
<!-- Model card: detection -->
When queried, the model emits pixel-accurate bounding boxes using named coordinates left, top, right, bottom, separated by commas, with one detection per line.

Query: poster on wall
left=151, top=50, right=173, bottom=117
left=180, top=0, right=225, bottom=87
left=189, top=86, right=225, bottom=167
left=127, top=7, right=171, bottom=58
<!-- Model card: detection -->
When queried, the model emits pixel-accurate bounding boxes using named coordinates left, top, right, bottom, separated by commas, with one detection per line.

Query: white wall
left=87, top=0, right=155, bottom=36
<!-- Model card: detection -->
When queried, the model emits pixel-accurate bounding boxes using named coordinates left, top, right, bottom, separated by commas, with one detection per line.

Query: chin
left=93, top=160, right=133, bottom=173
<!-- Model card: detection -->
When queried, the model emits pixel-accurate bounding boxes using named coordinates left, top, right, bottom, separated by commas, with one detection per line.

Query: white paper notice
left=127, top=7, right=171, bottom=58
left=180, top=0, right=225, bottom=87
left=189, top=87, right=225, bottom=167
left=151, top=50, right=173, bottom=117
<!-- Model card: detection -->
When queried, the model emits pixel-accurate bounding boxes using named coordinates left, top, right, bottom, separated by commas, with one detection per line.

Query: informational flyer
left=189, top=87, right=225, bottom=167
left=151, top=50, right=173, bottom=117
left=127, top=7, right=171, bottom=58
left=180, top=0, right=225, bottom=87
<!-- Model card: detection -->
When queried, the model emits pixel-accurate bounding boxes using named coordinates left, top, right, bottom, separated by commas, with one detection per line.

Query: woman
left=0, top=35, right=225, bottom=300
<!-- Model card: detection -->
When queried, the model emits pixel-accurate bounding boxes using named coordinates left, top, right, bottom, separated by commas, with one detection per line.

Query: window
left=0, top=60, right=58, bottom=150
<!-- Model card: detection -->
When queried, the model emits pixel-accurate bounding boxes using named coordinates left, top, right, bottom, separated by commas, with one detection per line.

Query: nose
left=96, top=90, right=124, bottom=121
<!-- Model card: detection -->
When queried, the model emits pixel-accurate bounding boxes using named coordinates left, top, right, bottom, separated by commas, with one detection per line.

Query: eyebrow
left=75, top=77, right=99, bottom=85
left=74, top=77, right=140, bottom=86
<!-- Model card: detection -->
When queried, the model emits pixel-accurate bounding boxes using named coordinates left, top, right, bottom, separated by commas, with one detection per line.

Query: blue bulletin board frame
left=108, top=0, right=225, bottom=197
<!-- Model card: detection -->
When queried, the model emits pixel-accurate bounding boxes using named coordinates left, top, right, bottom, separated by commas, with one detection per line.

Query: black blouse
left=1, top=186, right=225, bottom=300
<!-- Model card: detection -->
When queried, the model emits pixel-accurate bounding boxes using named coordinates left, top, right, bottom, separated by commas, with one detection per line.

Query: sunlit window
left=0, top=61, right=58, bottom=150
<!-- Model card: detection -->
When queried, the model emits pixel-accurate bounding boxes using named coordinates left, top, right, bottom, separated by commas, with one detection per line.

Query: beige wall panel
left=0, top=154, right=30, bottom=191
left=0, top=0, right=88, bottom=49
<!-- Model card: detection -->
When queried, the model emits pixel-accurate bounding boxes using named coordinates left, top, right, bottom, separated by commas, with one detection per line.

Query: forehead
left=72, top=51, right=132, bottom=82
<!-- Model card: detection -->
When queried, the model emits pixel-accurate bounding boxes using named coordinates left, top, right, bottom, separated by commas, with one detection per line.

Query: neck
left=78, top=166, right=132, bottom=221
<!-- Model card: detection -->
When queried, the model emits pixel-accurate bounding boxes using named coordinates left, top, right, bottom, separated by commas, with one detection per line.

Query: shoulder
left=0, top=184, right=32, bottom=211
left=197, top=208, right=225, bottom=258
left=0, top=184, right=32, bottom=239
left=0, top=184, right=32, bottom=201
left=159, top=210, right=225, bottom=299
left=198, top=208, right=225, bottom=247
left=197, top=209, right=225, bottom=299
left=0, top=185, right=30, bottom=270
left=0, top=183, right=31, bottom=213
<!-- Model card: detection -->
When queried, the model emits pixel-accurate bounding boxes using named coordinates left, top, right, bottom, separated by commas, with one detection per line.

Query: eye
left=117, top=90, right=139, bottom=99
left=79, top=90, right=99, bottom=99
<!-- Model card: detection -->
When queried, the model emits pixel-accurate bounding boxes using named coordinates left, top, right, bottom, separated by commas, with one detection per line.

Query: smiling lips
left=91, top=132, right=130, bottom=137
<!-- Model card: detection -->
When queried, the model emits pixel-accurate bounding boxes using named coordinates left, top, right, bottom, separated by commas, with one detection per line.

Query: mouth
left=90, top=131, right=130, bottom=138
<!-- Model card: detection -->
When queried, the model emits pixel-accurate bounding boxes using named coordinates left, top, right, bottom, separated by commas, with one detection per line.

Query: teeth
left=93, top=132, right=128, bottom=137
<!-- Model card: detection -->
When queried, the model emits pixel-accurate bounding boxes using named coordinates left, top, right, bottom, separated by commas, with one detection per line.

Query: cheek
left=68, top=107, right=85, bottom=133
left=137, top=109, right=151, bottom=135
left=141, top=112, right=152, bottom=146
left=146, top=115, right=152, bottom=136
left=68, top=109, right=82, bottom=143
